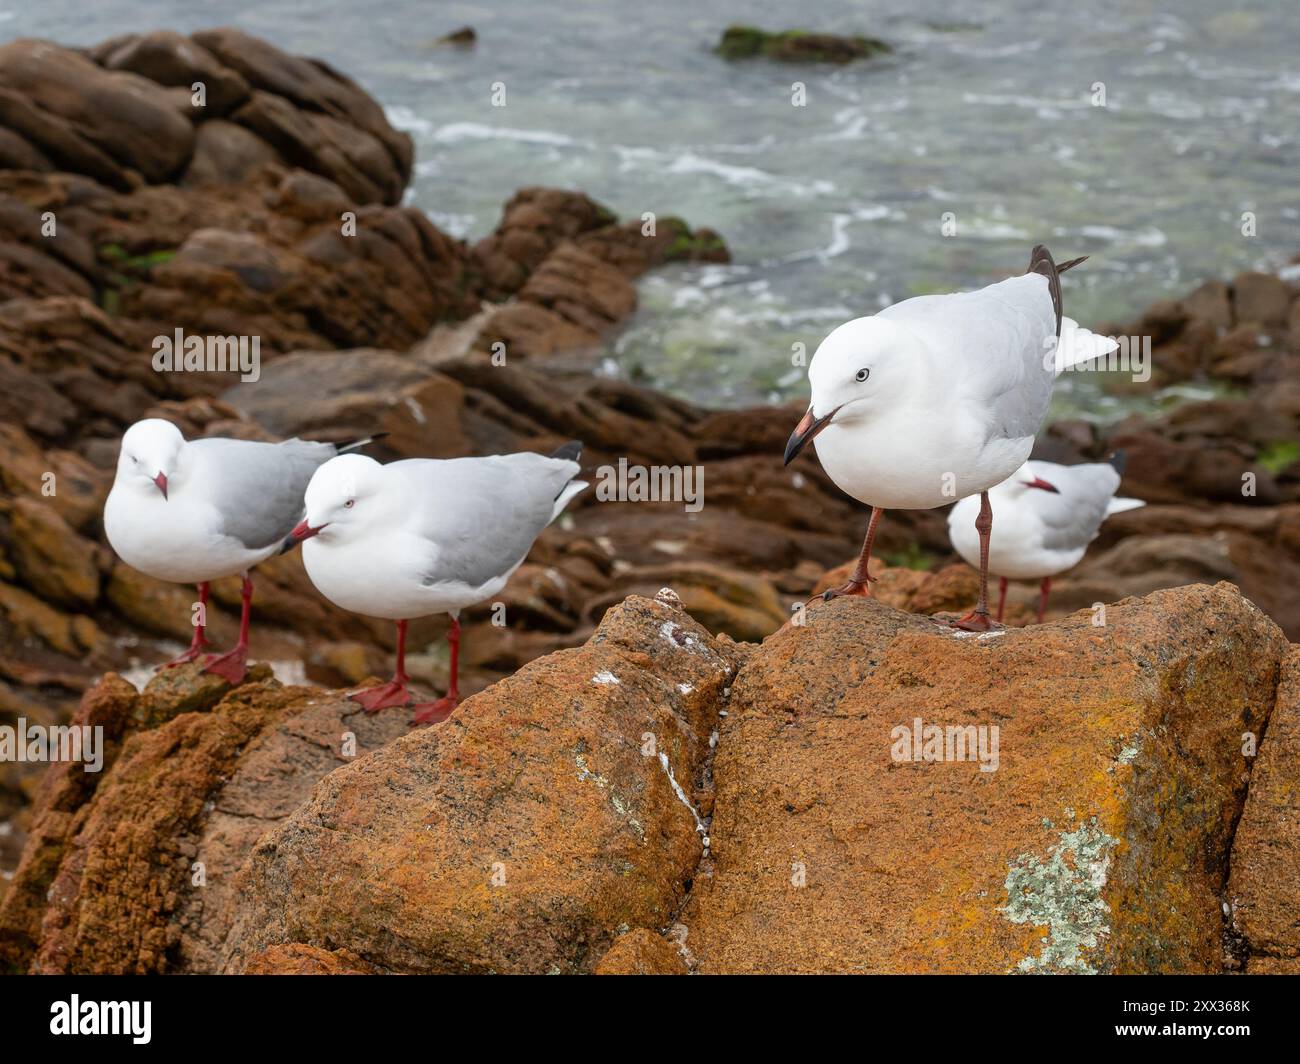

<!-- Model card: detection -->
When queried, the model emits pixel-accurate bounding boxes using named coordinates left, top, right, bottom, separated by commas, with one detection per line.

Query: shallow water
left=8, top=0, right=1300, bottom=412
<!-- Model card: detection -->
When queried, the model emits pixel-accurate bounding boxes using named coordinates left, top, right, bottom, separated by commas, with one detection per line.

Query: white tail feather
left=1106, top=496, right=1145, bottom=516
left=551, top=480, right=588, bottom=522
left=1052, top=317, right=1119, bottom=376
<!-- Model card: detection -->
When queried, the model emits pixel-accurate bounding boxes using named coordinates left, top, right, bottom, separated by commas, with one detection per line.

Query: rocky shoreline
left=1, top=28, right=1299, bottom=973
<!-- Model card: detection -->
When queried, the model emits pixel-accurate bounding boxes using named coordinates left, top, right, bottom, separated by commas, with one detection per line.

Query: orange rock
left=811, top=561, right=977, bottom=616
left=244, top=943, right=374, bottom=975
left=223, top=595, right=740, bottom=974
left=0, top=662, right=407, bottom=974
left=682, top=582, right=1287, bottom=973
left=1229, top=646, right=1300, bottom=965
left=0, top=674, right=138, bottom=973
left=594, top=929, right=689, bottom=975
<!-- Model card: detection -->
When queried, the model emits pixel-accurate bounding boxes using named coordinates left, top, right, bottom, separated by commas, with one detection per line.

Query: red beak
left=281, top=519, right=324, bottom=554
left=153, top=472, right=168, bottom=500
left=1025, top=477, right=1059, bottom=494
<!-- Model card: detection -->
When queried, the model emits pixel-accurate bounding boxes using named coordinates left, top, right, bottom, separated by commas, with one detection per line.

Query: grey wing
left=399, top=453, right=582, bottom=588
left=1035, top=463, right=1121, bottom=552
left=190, top=437, right=337, bottom=550
left=881, top=274, right=1058, bottom=442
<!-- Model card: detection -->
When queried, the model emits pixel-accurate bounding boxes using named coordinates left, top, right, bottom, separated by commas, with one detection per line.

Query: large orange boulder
left=0, top=664, right=410, bottom=974
left=680, top=582, right=1288, bottom=973
left=222, top=595, right=740, bottom=974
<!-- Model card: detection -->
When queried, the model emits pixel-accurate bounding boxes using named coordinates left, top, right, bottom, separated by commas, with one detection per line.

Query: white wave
left=432, top=122, right=581, bottom=147
left=386, top=104, right=435, bottom=136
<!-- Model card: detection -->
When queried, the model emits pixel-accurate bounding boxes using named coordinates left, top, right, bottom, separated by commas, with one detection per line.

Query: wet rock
left=682, top=583, right=1287, bottom=973
left=716, top=25, right=891, bottom=63
left=433, top=27, right=477, bottom=48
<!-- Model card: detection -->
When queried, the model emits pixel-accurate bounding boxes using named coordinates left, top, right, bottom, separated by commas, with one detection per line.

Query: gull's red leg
left=413, top=615, right=460, bottom=725
left=997, top=576, right=1008, bottom=624
left=822, top=507, right=884, bottom=601
left=204, top=574, right=253, bottom=683
left=162, top=581, right=212, bottom=667
left=349, top=619, right=414, bottom=712
left=1037, top=576, right=1052, bottom=624
left=944, top=491, right=1000, bottom=632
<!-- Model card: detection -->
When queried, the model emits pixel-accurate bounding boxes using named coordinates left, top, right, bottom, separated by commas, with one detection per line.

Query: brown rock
left=2, top=666, right=409, bottom=974
left=95, top=30, right=251, bottom=118
left=194, top=28, right=411, bottom=199
left=231, top=91, right=401, bottom=206
left=3, top=497, right=99, bottom=607
left=1246, top=955, right=1300, bottom=974
left=594, top=929, right=689, bottom=974
left=1229, top=646, right=1300, bottom=963
left=1182, top=279, right=1232, bottom=332
left=0, top=40, right=195, bottom=184
left=223, top=596, right=740, bottom=974
left=180, top=120, right=283, bottom=188
left=0, top=424, right=107, bottom=532
left=682, top=582, right=1287, bottom=973
left=244, top=943, right=375, bottom=975
left=1232, top=271, right=1294, bottom=330
left=472, top=188, right=616, bottom=298
left=0, top=674, right=138, bottom=973
left=811, top=561, right=978, bottom=616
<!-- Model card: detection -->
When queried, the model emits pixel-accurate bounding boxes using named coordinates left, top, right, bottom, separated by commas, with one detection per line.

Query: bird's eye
left=130, top=455, right=139, bottom=464
left=344, top=499, right=355, bottom=509
left=855, top=368, right=870, bottom=382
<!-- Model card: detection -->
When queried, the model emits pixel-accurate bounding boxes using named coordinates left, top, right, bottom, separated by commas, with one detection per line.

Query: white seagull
left=104, top=418, right=382, bottom=682
left=284, top=443, right=588, bottom=724
left=948, top=454, right=1145, bottom=623
left=784, top=245, right=1117, bottom=630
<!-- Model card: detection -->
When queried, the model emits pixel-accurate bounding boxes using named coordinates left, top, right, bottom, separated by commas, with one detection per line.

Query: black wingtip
left=1106, top=449, right=1127, bottom=475
left=550, top=440, right=583, bottom=462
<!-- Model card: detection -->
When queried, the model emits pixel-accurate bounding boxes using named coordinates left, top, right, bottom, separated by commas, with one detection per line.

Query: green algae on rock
left=715, top=25, right=891, bottom=64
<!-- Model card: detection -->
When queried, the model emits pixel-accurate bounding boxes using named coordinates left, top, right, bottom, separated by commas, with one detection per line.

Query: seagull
left=104, top=418, right=383, bottom=682
left=784, top=245, right=1117, bottom=630
left=948, top=453, right=1145, bottom=623
left=284, top=443, right=588, bottom=724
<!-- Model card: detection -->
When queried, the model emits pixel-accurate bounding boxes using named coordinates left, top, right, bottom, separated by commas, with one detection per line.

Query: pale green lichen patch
left=575, top=753, right=609, bottom=788
left=1000, top=816, right=1119, bottom=974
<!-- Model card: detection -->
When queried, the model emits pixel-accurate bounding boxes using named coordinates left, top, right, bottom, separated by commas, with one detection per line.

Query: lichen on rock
left=1001, top=817, right=1120, bottom=974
